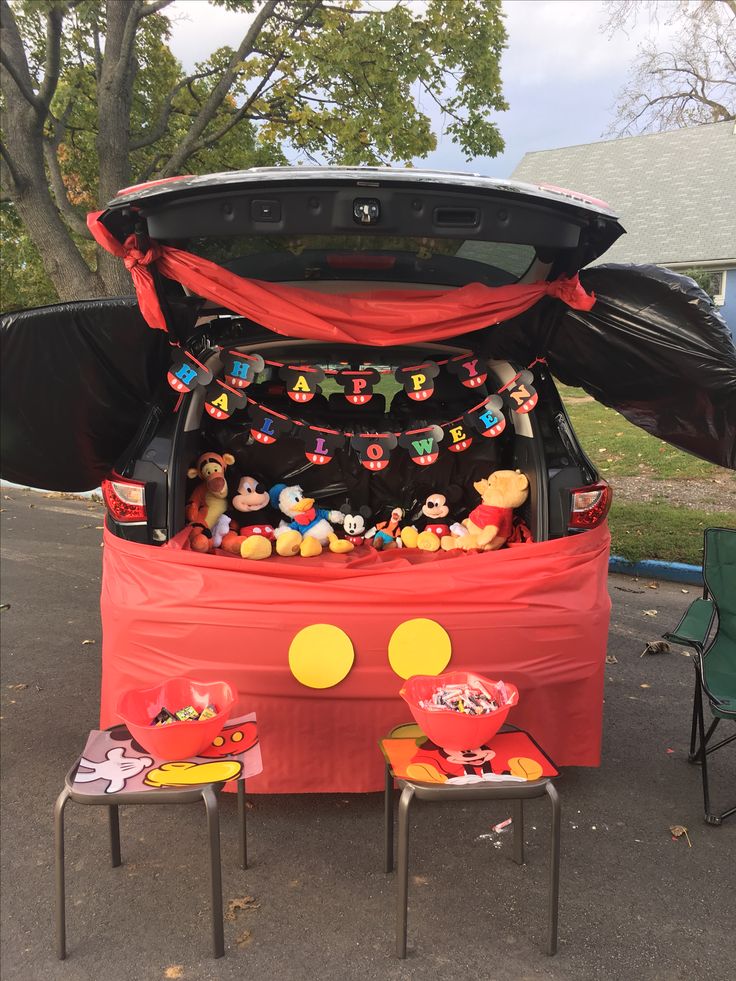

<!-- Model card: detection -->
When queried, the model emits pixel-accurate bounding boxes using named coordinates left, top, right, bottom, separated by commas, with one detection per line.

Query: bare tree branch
left=0, top=138, right=22, bottom=190
left=0, top=0, right=42, bottom=113
left=37, top=5, right=64, bottom=110
left=129, top=67, right=221, bottom=150
left=158, top=0, right=281, bottom=176
left=137, top=0, right=175, bottom=16
left=43, top=137, right=91, bottom=238
left=605, top=0, right=736, bottom=135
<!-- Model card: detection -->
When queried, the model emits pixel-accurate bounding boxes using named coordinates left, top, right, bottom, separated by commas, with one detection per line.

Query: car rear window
left=182, top=234, right=537, bottom=287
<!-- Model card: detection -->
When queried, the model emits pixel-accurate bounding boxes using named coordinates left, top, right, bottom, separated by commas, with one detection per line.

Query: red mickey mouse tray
left=71, top=713, right=262, bottom=796
left=381, top=723, right=558, bottom=786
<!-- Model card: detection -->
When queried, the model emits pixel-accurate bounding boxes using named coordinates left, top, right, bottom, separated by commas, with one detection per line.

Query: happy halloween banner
left=167, top=350, right=540, bottom=470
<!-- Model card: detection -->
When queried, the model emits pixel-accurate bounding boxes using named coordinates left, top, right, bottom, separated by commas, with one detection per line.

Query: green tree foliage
left=1, top=0, right=508, bottom=307
left=0, top=201, right=57, bottom=310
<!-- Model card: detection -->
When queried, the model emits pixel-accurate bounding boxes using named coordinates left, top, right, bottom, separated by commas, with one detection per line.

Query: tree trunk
left=1, top=88, right=106, bottom=301
left=1, top=1, right=105, bottom=301
left=93, top=0, right=138, bottom=296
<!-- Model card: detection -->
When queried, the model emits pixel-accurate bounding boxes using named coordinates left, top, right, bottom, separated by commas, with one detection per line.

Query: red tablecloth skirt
left=100, top=523, right=611, bottom=792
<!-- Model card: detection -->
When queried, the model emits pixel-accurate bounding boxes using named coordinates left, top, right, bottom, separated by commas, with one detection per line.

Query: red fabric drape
left=100, top=524, right=611, bottom=793
left=88, top=211, right=595, bottom=346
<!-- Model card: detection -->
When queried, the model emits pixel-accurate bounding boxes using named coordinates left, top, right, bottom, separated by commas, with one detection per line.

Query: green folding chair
left=663, top=527, right=736, bottom=825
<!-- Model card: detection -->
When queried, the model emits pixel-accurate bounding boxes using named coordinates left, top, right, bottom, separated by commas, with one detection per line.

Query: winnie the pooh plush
left=442, top=469, right=529, bottom=552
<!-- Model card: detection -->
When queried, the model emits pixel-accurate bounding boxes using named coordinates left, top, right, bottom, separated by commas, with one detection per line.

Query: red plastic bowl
left=400, top=671, right=519, bottom=751
left=117, top=677, right=236, bottom=759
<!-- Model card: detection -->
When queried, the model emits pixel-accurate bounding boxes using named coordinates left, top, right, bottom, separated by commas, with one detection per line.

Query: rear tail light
left=101, top=475, right=147, bottom=524
left=568, top=481, right=612, bottom=529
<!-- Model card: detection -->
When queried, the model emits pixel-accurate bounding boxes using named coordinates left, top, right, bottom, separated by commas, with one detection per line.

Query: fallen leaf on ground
left=413, top=875, right=429, bottom=886
left=606, top=654, right=618, bottom=664
left=681, top=588, right=689, bottom=593
left=648, top=582, right=659, bottom=589
left=225, top=896, right=260, bottom=921
left=6, top=683, right=28, bottom=690
left=81, top=639, right=96, bottom=645
left=640, top=683, right=651, bottom=689
left=640, top=641, right=670, bottom=657
left=163, top=968, right=184, bottom=980
left=642, top=609, right=658, bottom=617
left=670, top=825, right=692, bottom=847
left=235, top=929, right=253, bottom=948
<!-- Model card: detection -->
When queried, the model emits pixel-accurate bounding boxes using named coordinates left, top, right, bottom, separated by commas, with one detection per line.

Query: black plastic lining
left=0, top=297, right=171, bottom=491
left=184, top=362, right=518, bottom=533
left=484, top=265, right=736, bottom=470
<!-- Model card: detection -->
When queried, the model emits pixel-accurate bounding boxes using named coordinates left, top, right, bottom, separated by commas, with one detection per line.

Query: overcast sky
left=167, top=0, right=672, bottom=178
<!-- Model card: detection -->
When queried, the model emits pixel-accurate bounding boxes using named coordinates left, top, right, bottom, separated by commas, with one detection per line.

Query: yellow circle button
left=388, top=618, right=452, bottom=679
left=289, top=624, right=355, bottom=689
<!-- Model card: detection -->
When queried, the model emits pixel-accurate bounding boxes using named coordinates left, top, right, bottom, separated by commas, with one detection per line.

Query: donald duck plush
left=270, top=483, right=354, bottom=557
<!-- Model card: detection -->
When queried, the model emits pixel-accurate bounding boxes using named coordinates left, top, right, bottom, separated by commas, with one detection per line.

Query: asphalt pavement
left=1, top=488, right=734, bottom=981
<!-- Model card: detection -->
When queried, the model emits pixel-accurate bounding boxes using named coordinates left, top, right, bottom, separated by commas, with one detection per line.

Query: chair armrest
left=662, top=598, right=714, bottom=654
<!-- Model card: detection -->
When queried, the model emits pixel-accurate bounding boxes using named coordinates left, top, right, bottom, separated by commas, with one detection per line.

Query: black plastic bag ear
left=1, top=297, right=170, bottom=491
left=488, top=264, right=736, bottom=468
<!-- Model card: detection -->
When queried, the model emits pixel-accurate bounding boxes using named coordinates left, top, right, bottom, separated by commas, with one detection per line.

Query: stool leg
left=202, top=787, right=225, bottom=958
left=546, top=782, right=561, bottom=955
left=512, top=799, right=524, bottom=866
left=54, top=787, right=71, bottom=960
left=396, top=785, right=414, bottom=959
left=237, top=779, right=247, bottom=870
left=109, top=805, right=121, bottom=868
left=384, top=764, right=394, bottom=874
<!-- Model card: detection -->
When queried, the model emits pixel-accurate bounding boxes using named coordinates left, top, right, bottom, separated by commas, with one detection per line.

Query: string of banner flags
left=167, top=348, right=542, bottom=470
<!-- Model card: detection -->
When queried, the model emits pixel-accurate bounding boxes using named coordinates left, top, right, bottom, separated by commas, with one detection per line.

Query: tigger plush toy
left=185, top=451, right=235, bottom=552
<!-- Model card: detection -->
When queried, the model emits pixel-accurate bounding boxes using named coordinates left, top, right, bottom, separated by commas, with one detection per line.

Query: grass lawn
left=607, top=502, right=735, bottom=565
left=555, top=383, right=724, bottom=479
left=557, top=383, right=735, bottom=565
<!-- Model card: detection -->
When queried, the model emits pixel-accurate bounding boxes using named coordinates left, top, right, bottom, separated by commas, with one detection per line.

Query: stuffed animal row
left=186, top=454, right=529, bottom=560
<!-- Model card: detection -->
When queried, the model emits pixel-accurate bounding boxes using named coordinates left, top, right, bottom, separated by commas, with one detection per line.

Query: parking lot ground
left=1, top=489, right=734, bottom=981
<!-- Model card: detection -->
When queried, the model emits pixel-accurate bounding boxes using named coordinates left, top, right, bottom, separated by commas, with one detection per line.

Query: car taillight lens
left=569, top=481, right=612, bottom=529
left=101, top=475, right=147, bottom=523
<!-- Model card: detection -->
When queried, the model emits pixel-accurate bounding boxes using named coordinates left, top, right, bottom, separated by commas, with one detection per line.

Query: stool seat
left=381, top=723, right=561, bottom=959
left=55, top=717, right=261, bottom=961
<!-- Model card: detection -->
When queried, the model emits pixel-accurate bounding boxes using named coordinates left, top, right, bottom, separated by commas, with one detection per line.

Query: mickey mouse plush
left=400, top=485, right=463, bottom=552
left=339, top=504, right=372, bottom=547
left=212, top=474, right=280, bottom=560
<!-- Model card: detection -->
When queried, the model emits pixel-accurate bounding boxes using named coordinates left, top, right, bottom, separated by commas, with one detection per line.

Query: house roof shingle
left=510, top=121, right=736, bottom=266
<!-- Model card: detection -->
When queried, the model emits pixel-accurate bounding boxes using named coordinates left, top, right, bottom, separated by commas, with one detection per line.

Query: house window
left=684, top=268, right=726, bottom=306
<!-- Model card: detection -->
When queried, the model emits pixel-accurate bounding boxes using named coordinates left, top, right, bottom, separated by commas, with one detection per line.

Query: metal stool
left=382, top=735, right=561, bottom=958
left=54, top=759, right=248, bottom=960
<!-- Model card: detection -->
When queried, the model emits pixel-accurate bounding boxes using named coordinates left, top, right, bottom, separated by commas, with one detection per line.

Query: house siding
left=721, top=269, right=736, bottom=337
